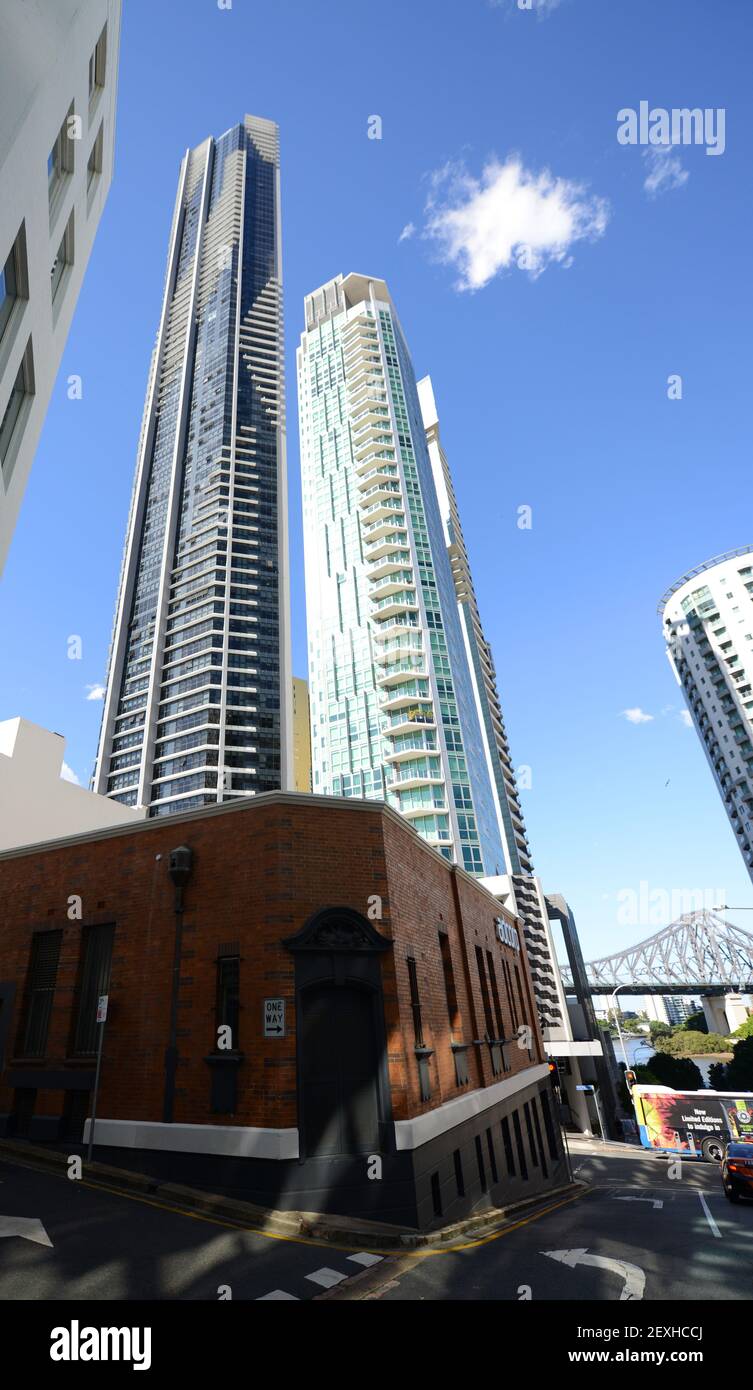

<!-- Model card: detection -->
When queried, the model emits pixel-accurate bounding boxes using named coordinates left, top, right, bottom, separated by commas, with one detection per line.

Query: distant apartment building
left=664, top=995, right=701, bottom=1027
left=292, top=677, right=312, bottom=792
left=298, top=273, right=506, bottom=878
left=0, top=0, right=121, bottom=573
left=93, top=116, right=291, bottom=816
left=660, top=546, right=753, bottom=882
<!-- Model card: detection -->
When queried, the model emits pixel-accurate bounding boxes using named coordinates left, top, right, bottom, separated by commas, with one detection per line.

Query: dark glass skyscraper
left=94, top=116, right=291, bottom=815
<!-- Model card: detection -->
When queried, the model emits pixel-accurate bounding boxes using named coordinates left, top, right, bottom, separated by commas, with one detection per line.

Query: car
left=721, top=1141, right=753, bottom=1202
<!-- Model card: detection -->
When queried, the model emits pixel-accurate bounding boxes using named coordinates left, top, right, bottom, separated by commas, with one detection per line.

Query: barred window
left=19, top=931, right=62, bottom=1058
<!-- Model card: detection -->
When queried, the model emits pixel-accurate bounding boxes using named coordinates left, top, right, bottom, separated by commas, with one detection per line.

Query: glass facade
left=662, top=550, right=753, bottom=880
left=298, top=274, right=505, bottom=876
left=95, top=117, right=289, bottom=815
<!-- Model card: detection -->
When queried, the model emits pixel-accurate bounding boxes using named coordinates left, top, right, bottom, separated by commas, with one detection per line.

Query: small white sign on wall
left=264, top=998, right=285, bottom=1037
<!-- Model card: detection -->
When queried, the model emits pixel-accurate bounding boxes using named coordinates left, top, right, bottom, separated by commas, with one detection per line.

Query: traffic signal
left=548, top=1060, right=561, bottom=1092
left=625, top=1069, right=637, bottom=1090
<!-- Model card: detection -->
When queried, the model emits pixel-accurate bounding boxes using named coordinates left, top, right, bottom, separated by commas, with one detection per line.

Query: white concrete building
left=661, top=547, right=753, bottom=882
left=417, top=375, right=572, bottom=1038
left=0, top=0, right=121, bottom=573
left=0, top=718, right=143, bottom=853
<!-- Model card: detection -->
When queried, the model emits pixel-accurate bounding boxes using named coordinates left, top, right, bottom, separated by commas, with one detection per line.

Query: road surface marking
left=256, top=1290, right=299, bottom=1300
left=612, top=1196, right=664, bottom=1209
left=0, top=1152, right=589, bottom=1259
left=348, top=1252, right=383, bottom=1267
left=697, top=1191, right=722, bottom=1238
left=0, top=1216, right=53, bottom=1247
left=305, top=1267, right=348, bottom=1288
left=543, top=1248, right=645, bottom=1300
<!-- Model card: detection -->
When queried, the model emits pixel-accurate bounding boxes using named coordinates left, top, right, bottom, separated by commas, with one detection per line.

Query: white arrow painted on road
left=0, top=1216, right=53, bottom=1247
left=542, top=1248, right=645, bottom=1301
left=612, top=1196, right=664, bottom=1210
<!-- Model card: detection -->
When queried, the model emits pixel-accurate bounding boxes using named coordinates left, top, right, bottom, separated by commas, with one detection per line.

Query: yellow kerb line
left=69, top=1174, right=591, bottom=1259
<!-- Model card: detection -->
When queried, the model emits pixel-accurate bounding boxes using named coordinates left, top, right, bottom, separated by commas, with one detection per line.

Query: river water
left=621, top=1035, right=728, bottom=1087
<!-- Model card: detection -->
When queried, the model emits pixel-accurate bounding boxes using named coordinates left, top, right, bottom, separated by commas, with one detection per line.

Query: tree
left=662, top=1030, right=730, bottom=1056
left=648, top=1021, right=673, bottom=1042
left=733, top=1015, right=753, bottom=1040
left=646, top=1051, right=704, bottom=1090
left=708, top=1062, right=728, bottom=1090
left=681, top=1011, right=708, bottom=1034
left=722, top=1037, right=753, bottom=1091
left=633, top=1063, right=661, bottom=1085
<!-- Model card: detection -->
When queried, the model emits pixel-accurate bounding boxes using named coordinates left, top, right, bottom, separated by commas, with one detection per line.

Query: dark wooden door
left=300, top=981, right=381, bottom=1156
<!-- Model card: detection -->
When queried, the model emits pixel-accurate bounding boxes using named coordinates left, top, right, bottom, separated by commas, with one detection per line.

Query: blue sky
left=1, top=0, right=752, bottom=962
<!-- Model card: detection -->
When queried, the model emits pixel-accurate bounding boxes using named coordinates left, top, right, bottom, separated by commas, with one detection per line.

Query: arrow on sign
left=542, top=1248, right=645, bottom=1301
left=612, top=1196, right=664, bottom=1210
left=0, top=1216, right=53, bottom=1246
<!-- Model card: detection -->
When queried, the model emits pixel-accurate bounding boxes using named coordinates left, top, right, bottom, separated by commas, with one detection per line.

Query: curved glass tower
left=660, top=546, right=753, bottom=881
left=94, top=117, right=291, bottom=815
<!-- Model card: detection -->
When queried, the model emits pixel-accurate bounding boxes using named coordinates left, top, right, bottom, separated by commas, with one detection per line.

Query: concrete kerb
left=0, top=1136, right=586, bottom=1249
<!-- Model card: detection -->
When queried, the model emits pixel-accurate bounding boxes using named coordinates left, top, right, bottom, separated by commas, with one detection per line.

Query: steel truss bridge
left=559, top=911, right=753, bottom=995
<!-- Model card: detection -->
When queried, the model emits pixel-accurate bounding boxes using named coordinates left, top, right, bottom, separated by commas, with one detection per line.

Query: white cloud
left=85, top=683, right=106, bottom=701
left=398, top=222, right=416, bottom=243
left=423, top=155, right=609, bottom=290
left=679, top=709, right=694, bottom=728
left=621, top=707, right=654, bottom=725
left=61, top=762, right=80, bottom=785
left=642, top=145, right=689, bottom=198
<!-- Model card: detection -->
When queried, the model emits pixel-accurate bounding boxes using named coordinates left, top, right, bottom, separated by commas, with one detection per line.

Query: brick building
left=0, top=793, right=566, bottom=1228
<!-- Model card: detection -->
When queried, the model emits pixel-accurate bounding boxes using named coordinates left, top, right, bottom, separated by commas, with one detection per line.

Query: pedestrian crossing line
left=256, top=1253, right=384, bottom=1301
left=305, top=1267, right=348, bottom=1289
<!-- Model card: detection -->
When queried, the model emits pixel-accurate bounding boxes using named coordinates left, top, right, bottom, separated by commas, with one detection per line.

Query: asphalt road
left=1, top=1140, right=751, bottom=1302
left=336, top=1140, right=753, bottom=1301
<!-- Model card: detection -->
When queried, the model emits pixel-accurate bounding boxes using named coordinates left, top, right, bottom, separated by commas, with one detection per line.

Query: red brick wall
left=382, top=814, right=545, bottom=1121
left=0, top=795, right=545, bottom=1131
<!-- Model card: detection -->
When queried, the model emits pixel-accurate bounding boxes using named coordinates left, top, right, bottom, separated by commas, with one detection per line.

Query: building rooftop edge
left=657, top=544, right=753, bottom=619
left=0, top=789, right=518, bottom=923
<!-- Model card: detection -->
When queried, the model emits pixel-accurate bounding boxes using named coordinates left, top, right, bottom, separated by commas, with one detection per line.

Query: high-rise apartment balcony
left=369, top=570, right=414, bottom=599
left=398, top=798, right=450, bottom=820
left=380, top=681, right=431, bottom=712
left=360, top=498, right=404, bottom=526
left=374, top=631, right=423, bottom=660
left=373, top=615, right=421, bottom=644
left=342, top=333, right=379, bottom=363
left=358, top=479, right=401, bottom=506
left=387, top=765, right=444, bottom=791
left=363, top=525, right=408, bottom=555
left=368, top=551, right=412, bottom=581
left=347, top=384, right=388, bottom=413
left=371, top=591, right=419, bottom=621
left=383, top=734, right=438, bottom=761
left=376, top=658, right=428, bottom=686
left=353, top=430, right=394, bottom=465
left=356, top=463, right=398, bottom=491
left=383, top=709, right=437, bottom=737
left=347, top=362, right=384, bottom=393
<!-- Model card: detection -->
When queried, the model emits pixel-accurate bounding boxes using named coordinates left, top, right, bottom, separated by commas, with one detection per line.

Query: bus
left=631, top=1085, right=753, bottom=1162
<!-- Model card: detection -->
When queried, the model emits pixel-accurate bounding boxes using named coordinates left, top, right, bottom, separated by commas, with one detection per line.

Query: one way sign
left=264, top=998, right=286, bottom=1038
